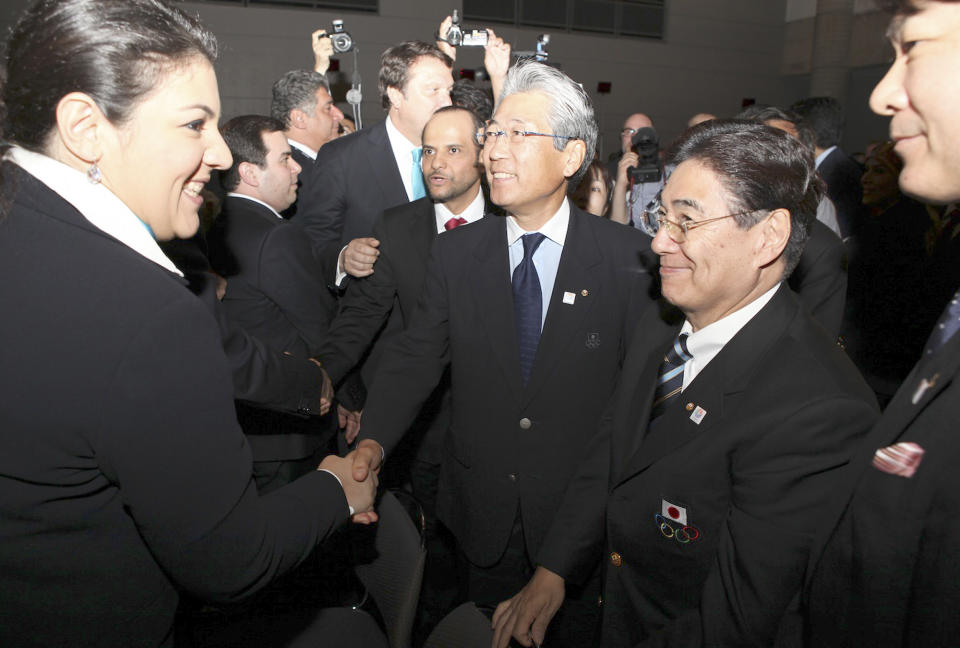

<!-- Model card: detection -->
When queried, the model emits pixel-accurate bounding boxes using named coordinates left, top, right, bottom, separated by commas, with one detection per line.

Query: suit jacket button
left=508, top=473, right=517, bottom=482
left=610, top=551, right=622, bottom=567
left=519, top=417, right=532, bottom=430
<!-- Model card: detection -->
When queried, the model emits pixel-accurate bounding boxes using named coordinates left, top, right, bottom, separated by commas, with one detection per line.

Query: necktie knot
left=444, top=216, right=467, bottom=231
left=412, top=147, right=423, bottom=164
left=521, top=232, right=546, bottom=260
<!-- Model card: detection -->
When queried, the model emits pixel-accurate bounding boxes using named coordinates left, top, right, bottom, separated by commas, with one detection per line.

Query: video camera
left=628, top=127, right=661, bottom=184
left=445, top=9, right=489, bottom=47
left=318, top=19, right=354, bottom=54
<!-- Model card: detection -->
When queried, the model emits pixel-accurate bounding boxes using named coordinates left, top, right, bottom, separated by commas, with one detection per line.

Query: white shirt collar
left=434, top=186, right=485, bottom=233
left=679, top=281, right=782, bottom=389
left=505, top=198, right=570, bottom=247
left=6, top=146, right=183, bottom=276
left=385, top=115, right=420, bottom=201
left=287, top=138, right=317, bottom=161
left=227, top=192, right=284, bottom=220
left=815, top=145, right=837, bottom=169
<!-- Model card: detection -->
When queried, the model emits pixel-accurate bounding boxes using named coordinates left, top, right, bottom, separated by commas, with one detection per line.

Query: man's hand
left=491, top=566, right=566, bottom=648
left=337, top=404, right=362, bottom=444
left=338, top=237, right=380, bottom=278
left=309, top=360, right=333, bottom=416
left=351, top=438, right=383, bottom=483
left=483, top=29, right=511, bottom=103
left=312, top=28, right=333, bottom=75
left=436, top=15, right=456, bottom=61
left=616, top=151, right=639, bottom=186
left=318, top=452, right=378, bottom=523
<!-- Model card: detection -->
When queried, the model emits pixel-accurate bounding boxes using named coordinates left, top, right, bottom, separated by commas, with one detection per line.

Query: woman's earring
left=86, top=159, right=102, bottom=185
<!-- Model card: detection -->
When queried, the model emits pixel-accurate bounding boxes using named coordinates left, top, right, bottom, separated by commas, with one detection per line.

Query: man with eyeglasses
left=609, top=112, right=667, bottom=228
left=491, top=119, right=877, bottom=648
left=348, top=59, right=655, bottom=645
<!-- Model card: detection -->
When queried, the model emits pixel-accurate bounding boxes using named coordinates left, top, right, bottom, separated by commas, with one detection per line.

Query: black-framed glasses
left=478, top=126, right=579, bottom=148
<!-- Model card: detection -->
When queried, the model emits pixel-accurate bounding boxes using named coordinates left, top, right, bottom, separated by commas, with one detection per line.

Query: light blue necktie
left=411, top=148, right=426, bottom=200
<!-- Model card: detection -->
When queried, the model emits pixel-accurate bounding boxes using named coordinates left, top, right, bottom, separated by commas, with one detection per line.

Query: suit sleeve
left=95, top=296, right=348, bottom=602
left=788, top=222, right=847, bottom=339
left=297, top=145, right=347, bottom=257
left=358, top=236, right=451, bottom=456
left=258, top=224, right=335, bottom=357
left=638, top=394, right=877, bottom=647
left=316, top=214, right=402, bottom=384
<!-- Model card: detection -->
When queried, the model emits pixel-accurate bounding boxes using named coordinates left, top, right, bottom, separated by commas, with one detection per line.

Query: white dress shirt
left=679, top=282, right=782, bottom=390
left=815, top=145, right=837, bottom=169
left=506, top=199, right=569, bottom=328
left=385, top=115, right=420, bottom=201
left=287, top=138, right=317, bottom=162
left=227, top=192, right=284, bottom=220
left=6, top=146, right=182, bottom=277
left=434, top=188, right=485, bottom=233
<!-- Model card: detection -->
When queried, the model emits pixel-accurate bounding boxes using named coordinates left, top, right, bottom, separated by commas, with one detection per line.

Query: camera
left=445, top=9, right=488, bottom=47
left=320, top=19, right=354, bottom=54
left=535, top=34, right=550, bottom=62
left=628, top=127, right=662, bottom=184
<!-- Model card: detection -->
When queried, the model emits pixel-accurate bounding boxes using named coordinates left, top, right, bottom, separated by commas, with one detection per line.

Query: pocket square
left=872, top=442, right=925, bottom=478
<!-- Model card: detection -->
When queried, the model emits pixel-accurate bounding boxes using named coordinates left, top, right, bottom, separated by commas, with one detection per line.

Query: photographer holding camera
left=610, top=112, right=667, bottom=229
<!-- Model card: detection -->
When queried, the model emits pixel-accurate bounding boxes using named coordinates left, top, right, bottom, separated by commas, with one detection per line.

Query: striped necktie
left=651, top=333, right=691, bottom=419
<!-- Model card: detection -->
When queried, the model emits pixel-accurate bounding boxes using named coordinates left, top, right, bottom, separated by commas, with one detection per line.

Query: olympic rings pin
left=654, top=514, right=701, bottom=544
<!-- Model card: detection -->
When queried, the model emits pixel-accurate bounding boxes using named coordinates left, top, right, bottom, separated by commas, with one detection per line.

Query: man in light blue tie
left=349, top=60, right=655, bottom=646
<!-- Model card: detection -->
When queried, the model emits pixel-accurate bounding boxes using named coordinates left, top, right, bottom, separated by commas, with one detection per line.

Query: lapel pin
left=581, top=289, right=589, bottom=297
left=563, top=291, right=576, bottom=305
left=911, top=373, right=939, bottom=405
left=689, top=405, right=707, bottom=424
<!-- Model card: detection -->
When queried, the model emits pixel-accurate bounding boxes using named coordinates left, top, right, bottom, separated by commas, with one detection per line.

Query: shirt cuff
left=317, top=468, right=355, bottom=516
left=334, top=245, right=349, bottom=287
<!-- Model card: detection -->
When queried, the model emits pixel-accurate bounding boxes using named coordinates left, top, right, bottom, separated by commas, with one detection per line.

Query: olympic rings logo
left=654, top=514, right=701, bottom=544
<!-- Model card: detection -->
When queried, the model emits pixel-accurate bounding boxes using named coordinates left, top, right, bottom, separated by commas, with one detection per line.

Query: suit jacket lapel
left=616, top=285, right=798, bottom=483
left=472, top=216, right=524, bottom=397
left=522, top=208, right=601, bottom=406
left=364, top=121, right=406, bottom=205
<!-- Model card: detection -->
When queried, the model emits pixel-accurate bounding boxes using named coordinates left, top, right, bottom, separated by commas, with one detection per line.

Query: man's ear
left=562, top=139, right=587, bottom=180
left=54, top=92, right=109, bottom=165
left=757, top=208, right=791, bottom=268
left=289, top=108, right=307, bottom=130
left=386, top=85, right=404, bottom=112
left=238, top=161, right=260, bottom=188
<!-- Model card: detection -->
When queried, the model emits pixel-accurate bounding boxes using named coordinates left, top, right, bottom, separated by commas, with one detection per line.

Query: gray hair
left=499, top=59, right=597, bottom=186
left=270, top=70, right=330, bottom=129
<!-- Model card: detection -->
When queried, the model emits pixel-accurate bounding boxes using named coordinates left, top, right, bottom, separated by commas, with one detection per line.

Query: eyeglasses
left=621, top=127, right=639, bottom=136
left=478, top=126, right=579, bottom=148
left=642, top=204, right=759, bottom=244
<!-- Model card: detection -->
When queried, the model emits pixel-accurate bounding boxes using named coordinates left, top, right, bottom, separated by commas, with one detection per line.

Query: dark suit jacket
left=818, top=148, right=863, bottom=239
left=804, top=316, right=960, bottom=647
left=207, top=195, right=337, bottom=459
left=360, top=205, right=656, bottom=568
left=0, top=165, right=349, bottom=647
left=540, top=285, right=878, bottom=647
left=297, top=119, right=408, bottom=256
left=280, top=144, right=315, bottom=220
left=789, top=218, right=847, bottom=339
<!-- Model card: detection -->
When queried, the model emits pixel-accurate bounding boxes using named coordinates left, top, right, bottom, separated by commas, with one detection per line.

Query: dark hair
left=219, top=115, right=285, bottom=191
left=378, top=41, right=452, bottom=111
left=873, top=0, right=959, bottom=13
left=789, top=96, right=843, bottom=149
left=571, top=160, right=612, bottom=217
left=451, top=80, right=493, bottom=122
left=667, top=119, right=824, bottom=277
left=2, top=0, right=217, bottom=153
left=736, top=104, right=817, bottom=153
left=271, top=69, right=330, bottom=129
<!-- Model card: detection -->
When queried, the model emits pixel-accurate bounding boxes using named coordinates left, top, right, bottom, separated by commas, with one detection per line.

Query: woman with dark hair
left=571, top=159, right=612, bottom=218
left=0, top=1, right=380, bottom=646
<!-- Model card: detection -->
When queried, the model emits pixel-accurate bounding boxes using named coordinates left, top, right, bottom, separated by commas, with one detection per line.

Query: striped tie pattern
left=650, top=333, right=691, bottom=419
left=872, top=441, right=925, bottom=478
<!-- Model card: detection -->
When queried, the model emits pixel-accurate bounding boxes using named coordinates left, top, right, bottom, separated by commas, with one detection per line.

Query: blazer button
left=519, top=417, right=532, bottom=430
left=508, top=473, right=517, bottom=482
left=610, top=551, right=622, bottom=567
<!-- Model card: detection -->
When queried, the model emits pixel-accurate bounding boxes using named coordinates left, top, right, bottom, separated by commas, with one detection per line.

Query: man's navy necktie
left=513, top=233, right=546, bottom=385
left=650, top=333, right=692, bottom=419
left=923, top=289, right=960, bottom=356
left=411, top=148, right=426, bottom=200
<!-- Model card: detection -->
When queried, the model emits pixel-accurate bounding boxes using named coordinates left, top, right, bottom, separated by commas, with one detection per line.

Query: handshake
left=318, top=439, right=385, bottom=525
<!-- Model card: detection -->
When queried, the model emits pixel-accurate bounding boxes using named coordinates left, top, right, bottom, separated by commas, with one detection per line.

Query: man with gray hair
left=270, top=70, right=343, bottom=219
left=349, top=59, right=654, bottom=644
left=491, top=119, right=877, bottom=648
